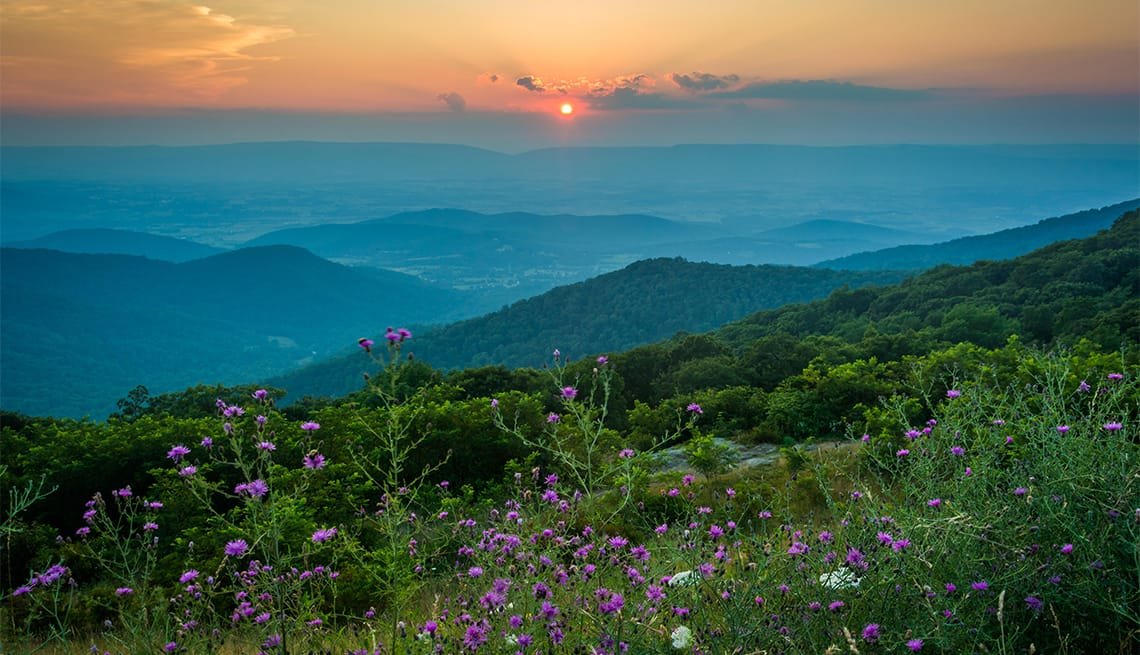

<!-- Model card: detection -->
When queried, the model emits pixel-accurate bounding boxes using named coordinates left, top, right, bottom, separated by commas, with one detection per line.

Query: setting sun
left=560, top=102, right=574, bottom=115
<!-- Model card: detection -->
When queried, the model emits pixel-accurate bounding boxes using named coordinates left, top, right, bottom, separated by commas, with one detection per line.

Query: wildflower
left=164, top=642, right=177, bottom=653
left=1078, top=380, right=1091, bottom=392
left=667, top=570, right=699, bottom=587
left=200, top=436, right=213, bottom=448
left=906, top=638, right=924, bottom=651
left=950, top=446, right=965, bottom=456
left=1060, top=543, right=1074, bottom=554
left=946, top=389, right=961, bottom=398
left=358, top=338, right=374, bottom=352
left=828, top=600, right=846, bottom=612
left=178, top=466, right=197, bottom=478
left=1056, top=425, right=1070, bottom=434
left=300, top=421, right=320, bottom=432
left=619, top=448, right=635, bottom=458
left=468, top=566, right=484, bottom=578
left=1025, top=595, right=1043, bottom=612
left=224, top=539, right=249, bottom=557
left=671, top=625, right=693, bottom=649
left=561, top=386, right=578, bottom=400
left=143, top=521, right=159, bottom=532
left=686, top=403, right=703, bottom=414
left=896, top=448, right=910, bottom=457
left=597, top=355, right=608, bottom=365
left=552, top=348, right=561, bottom=358
left=490, top=398, right=498, bottom=409
left=235, top=479, right=269, bottom=498
left=397, top=327, right=412, bottom=340
left=251, top=389, right=268, bottom=401
left=820, top=568, right=859, bottom=590
left=861, top=623, right=880, bottom=643
left=546, top=412, right=560, bottom=424
left=302, top=452, right=327, bottom=470
left=861, top=433, right=870, bottom=443
left=115, top=587, right=133, bottom=596
left=945, top=583, right=957, bottom=593
left=1107, top=372, right=1123, bottom=380
left=179, top=570, right=199, bottom=584
left=971, top=580, right=989, bottom=592
left=927, top=498, right=942, bottom=508
left=256, top=441, right=276, bottom=451
left=682, top=474, right=695, bottom=486
left=264, top=634, right=283, bottom=648
left=312, top=527, right=338, bottom=543
left=726, top=487, right=736, bottom=498
left=1013, top=487, right=1028, bottom=497
left=1103, top=422, right=1123, bottom=431
left=992, top=419, right=1005, bottom=426
left=76, top=527, right=90, bottom=537
left=166, top=445, right=191, bottom=462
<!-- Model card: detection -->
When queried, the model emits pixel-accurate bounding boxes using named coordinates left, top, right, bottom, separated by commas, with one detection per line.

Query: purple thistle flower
left=115, top=587, right=134, bottom=596
left=257, top=441, right=276, bottom=451
left=1056, top=425, right=1070, bottom=434
left=300, top=421, right=320, bottom=432
left=1025, top=595, right=1043, bottom=612
left=561, top=386, right=578, bottom=399
left=896, top=448, right=910, bottom=457
left=1060, top=543, right=1074, bottom=554
left=1107, top=372, right=1123, bottom=380
left=1013, top=487, right=1028, bottom=497
left=200, top=436, right=213, bottom=448
left=178, top=466, right=197, bottom=477
left=468, top=566, right=483, bottom=578
left=906, top=638, right=924, bottom=652
left=686, top=403, right=703, bottom=414
left=546, top=412, right=560, bottom=424
left=143, top=521, right=159, bottom=532
left=302, top=452, right=327, bottom=469
left=358, top=338, right=374, bottom=352
left=927, top=498, right=942, bottom=508
left=1078, top=380, right=1091, bottom=392
left=166, top=445, right=190, bottom=462
left=597, top=355, right=608, bottom=365
left=861, top=623, right=880, bottom=643
left=1103, top=422, right=1123, bottom=431
left=828, top=600, right=845, bottom=611
left=946, top=389, right=961, bottom=398
left=224, top=539, right=249, bottom=557
left=164, top=642, right=177, bottom=653
left=619, top=448, right=635, bottom=458
left=251, top=389, right=268, bottom=401
left=312, top=527, right=338, bottom=543
left=950, top=445, right=965, bottom=456
left=397, top=327, right=412, bottom=340
left=971, top=580, right=989, bottom=592
left=179, top=569, right=199, bottom=584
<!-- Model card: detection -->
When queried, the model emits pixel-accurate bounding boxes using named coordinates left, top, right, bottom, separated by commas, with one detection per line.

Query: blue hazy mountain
left=4, top=228, right=225, bottom=262
left=3, top=143, right=1136, bottom=245
left=815, top=198, right=1140, bottom=270
left=0, top=245, right=471, bottom=418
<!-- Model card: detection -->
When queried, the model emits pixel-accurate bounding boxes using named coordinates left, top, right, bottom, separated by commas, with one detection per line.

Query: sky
left=2, top=0, right=1138, bottom=149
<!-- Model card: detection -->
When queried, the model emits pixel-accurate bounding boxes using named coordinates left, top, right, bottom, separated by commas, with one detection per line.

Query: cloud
left=712, top=80, right=929, bottom=101
left=437, top=91, right=466, bottom=112
left=670, top=72, right=741, bottom=92
left=478, top=72, right=500, bottom=84
left=516, top=75, right=545, bottom=92
left=0, top=0, right=294, bottom=107
left=585, top=87, right=700, bottom=111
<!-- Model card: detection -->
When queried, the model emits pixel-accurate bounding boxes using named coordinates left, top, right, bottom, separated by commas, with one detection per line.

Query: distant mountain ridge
left=815, top=198, right=1140, bottom=270
left=4, top=228, right=225, bottom=262
left=266, top=258, right=908, bottom=400
left=0, top=245, right=470, bottom=418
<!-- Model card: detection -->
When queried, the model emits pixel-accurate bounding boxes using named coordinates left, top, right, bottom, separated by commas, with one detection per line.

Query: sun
left=560, top=102, right=574, bottom=115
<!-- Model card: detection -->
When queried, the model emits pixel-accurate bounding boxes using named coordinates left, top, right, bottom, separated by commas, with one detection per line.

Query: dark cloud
left=712, top=80, right=929, bottom=101
left=516, top=75, right=545, bottom=92
left=436, top=92, right=466, bottom=112
left=585, top=87, right=700, bottom=111
left=670, top=72, right=741, bottom=92
left=489, top=74, right=499, bottom=83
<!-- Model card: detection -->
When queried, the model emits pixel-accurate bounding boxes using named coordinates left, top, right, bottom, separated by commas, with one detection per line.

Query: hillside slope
left=267, top=259, right=908, bottom=399
left=815, top=198, right=1140, bottom=270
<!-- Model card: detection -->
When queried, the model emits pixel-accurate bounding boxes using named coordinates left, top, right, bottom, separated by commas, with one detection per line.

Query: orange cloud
left=0, top=0, right=294, bottom=108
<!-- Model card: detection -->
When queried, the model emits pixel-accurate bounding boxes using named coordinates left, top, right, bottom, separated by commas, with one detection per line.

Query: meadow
left=3, top=334, right=1136, bottom=654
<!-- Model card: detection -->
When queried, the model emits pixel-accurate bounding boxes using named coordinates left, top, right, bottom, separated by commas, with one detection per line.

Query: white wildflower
left=671, top=625, right=693, bottom=649
left=818, top=568, right=859, bottom=590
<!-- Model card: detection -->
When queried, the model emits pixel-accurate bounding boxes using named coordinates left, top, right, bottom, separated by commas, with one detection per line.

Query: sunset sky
left=2, top=0, right=1138, bottom=149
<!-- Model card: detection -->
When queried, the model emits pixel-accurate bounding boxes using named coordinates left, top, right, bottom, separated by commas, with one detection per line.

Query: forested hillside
left=816, top=197, right=1140, bottom=270
left=268, top=259, right=909, bottom=399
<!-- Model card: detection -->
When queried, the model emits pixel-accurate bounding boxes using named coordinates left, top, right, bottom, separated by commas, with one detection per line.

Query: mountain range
left=816, top=198, right=1140, bottom=270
